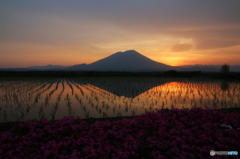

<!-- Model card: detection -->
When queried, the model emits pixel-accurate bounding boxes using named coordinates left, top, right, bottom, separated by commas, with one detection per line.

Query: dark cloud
left=1, top=0, right=240, bottom=65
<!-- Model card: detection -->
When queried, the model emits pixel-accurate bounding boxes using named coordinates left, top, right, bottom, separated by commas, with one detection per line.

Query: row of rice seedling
left=48, top=78, right=61, bottom=98
left=1, top=77, right=240, bottom=122
left=50, top=88, right=63, bottom=121
left=32, top=78, right=58, bottom=104
left=68, top=81, right=141, bottom=118
left=66, top=78, right=74, bottom=96
left=0, top=79, right=47, bottom=121
left=139, top=81, right=240, bottom=111
left=0, top=78, right=59, bottom=121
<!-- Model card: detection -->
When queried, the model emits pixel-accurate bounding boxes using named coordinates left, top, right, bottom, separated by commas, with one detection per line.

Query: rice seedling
left=50, top=102, right=59, bottom=121
left=198, top=89, right=201, bottom=96
left=88, top=98, right=92, bottom=104
left=193, top=101, right=197, bottom=108
left=79, top=87, right=84, bottom=96
left=48, top=79, right=60, bottom=98
left=38, top=103, right=44, bottom=120
left=102, top=112, right=107, bottom=118
left=161, top=101, right=165, bottom=109
left=94, top=96, right=99, bottom=102
left=105, top=104, right=109, bottom=111
left=171, top=104, right=174, bottom=109
left=34, top=93, right=41, bottom=104
left=44, top=94, right=49, bottom=107
left=124, top=105, right=129, bottom=113
left=112, top=105, right=116, bottom=115
left=144, top=108, right=149, bottom=113
left=32, top=82, right=48, bottom=94
left=95, top=104, right=98, bottom=111
left=235, top=103, right=238, bottom=108
left=102, top=101, right=105, bottom=108
left=57, top=94, right=61, bottom=103
left=149, top=103, right=154, bottom=111
left=25, top=104, right=30, bottom=114
left=84, top=111, right=90, bottom=118
left=59, top=81, right=65, bottom=96
left=66, top=80, right=74, bottom=96
left=1, top=76, right=240, bottom=122
left=65, top=93, right=72, bottom=116
left=116, top=110, right=122, bottom=117
left=131, top=108, right=137, bottom=116
left=34, top=80, right=57, bottom=104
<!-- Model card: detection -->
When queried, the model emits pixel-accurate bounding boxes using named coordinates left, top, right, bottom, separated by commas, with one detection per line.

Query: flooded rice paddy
left=0, top=77, right=239, bottom=122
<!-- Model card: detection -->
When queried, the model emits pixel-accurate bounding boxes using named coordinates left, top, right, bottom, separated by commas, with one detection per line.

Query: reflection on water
left=221, top=81, right=229, bottom=91
left=0, top=77, right=239, bottom=122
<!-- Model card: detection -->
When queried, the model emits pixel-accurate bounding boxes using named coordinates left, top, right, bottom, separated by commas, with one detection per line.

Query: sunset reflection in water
left=0, top=78, right=239, bottom=122
left=137, top=81, right=240, bottom=111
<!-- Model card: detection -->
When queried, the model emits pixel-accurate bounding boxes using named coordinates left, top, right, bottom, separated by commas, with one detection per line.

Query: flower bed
left=1, top=107, right=240, bottom=159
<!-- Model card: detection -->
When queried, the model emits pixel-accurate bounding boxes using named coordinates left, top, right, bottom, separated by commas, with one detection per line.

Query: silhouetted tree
left=220, top=64, right=229, bottom=74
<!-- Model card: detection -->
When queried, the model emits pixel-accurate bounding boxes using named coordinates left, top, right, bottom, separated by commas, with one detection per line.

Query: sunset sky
left=1, top=0, right=240, bottom=68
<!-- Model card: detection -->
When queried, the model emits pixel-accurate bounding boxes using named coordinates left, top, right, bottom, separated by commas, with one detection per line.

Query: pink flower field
left=1, top=107, right=240, bottom=159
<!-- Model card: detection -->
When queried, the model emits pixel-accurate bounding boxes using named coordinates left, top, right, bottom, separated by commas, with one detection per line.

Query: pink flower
left=1, top=108, right=240, bottom=158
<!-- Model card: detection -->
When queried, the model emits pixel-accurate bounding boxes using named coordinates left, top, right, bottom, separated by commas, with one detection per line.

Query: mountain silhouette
left=26, top=64, right=67, bottom=70
left=67, top=63, right=87, bottom=71
left=67, top=50, right=172, bottom=72
left=1, top=50, right=239, bottom=72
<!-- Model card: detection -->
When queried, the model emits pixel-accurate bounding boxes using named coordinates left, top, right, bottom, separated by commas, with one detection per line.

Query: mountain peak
left=123, top=50, right=139, bottom=54
left=80, top=50, right=172, bottom=72
left=114, top=50, right=139, bottom=55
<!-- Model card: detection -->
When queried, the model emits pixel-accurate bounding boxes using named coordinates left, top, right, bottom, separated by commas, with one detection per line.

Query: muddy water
left=0, top=77, right=239, bottom=122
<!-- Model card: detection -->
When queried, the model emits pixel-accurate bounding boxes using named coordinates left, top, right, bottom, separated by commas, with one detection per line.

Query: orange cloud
left=196, top=39, right=240, bottom=50
left=171, top=44, right=193, bottom=52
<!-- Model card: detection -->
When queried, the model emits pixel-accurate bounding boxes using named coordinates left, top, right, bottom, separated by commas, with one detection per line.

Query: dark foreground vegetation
left=0, top=70, right=240, bottom=79
left=1, top=107, right=240, bottom=159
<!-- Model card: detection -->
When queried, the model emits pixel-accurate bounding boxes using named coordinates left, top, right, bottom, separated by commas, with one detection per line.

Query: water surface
left=0, top=77, right=239, bottom=122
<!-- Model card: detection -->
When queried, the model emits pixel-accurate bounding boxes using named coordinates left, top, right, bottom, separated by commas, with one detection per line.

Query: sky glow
left=1, top=0, right=240, bottom=68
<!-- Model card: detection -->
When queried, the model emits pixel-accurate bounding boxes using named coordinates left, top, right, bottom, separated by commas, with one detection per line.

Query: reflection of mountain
left=75, top=77, right=171, bottom=98
left=1, top=77, right=239, bottom=122
left=78, top=80, right=240, bottom=111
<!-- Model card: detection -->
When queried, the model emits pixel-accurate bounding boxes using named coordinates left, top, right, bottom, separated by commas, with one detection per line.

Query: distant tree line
left=162, top=70, right=202, bottom=77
